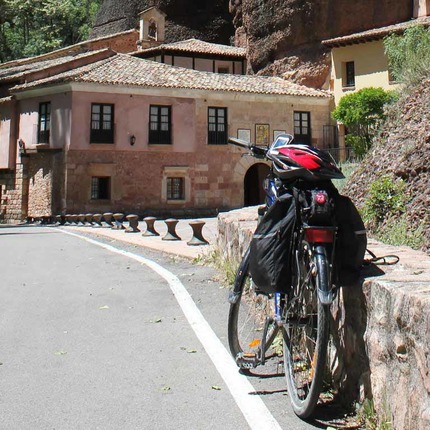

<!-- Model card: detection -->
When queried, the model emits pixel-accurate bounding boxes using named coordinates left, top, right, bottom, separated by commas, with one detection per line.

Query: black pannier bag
left=249, top=193, right=296, bottom=294
left=333, top=194, right=367, bottom=287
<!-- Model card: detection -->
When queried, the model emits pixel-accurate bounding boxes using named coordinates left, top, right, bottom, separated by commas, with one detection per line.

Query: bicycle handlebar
left=228, top=137, right=251, bottom=150
left=228, top=137, right=268, bottom=159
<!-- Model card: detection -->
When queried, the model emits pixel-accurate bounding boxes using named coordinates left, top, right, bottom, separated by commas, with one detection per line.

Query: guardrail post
left=65, top=214, right=73, bottom=225
left=162, top=218, right=181, bottom=241
left=125, top=214, right=140, bottom=233
left=142, top=216, right=159, bottom=237
left=187, top=220, right=209, bottom=246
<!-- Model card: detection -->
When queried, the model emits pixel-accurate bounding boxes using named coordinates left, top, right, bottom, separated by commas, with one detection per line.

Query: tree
left=0, top=0, right=101, bottom=62
left=332, top=87, right=396, bottom=157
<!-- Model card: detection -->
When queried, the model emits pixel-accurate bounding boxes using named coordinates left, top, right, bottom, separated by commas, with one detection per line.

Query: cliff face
left=90, top=0, right=234, bottom=44
left=230, top=0, right=412, bottom=87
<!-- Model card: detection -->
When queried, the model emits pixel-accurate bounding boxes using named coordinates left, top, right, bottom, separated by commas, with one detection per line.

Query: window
left=90, top=104, right=114, bottom=143
left=167, top=177, right=185, bottom=200
left=294, top=111, right=311, bottom=145
left=217, top=67, right=229, bottom=74
left=38, top=102, right=51, bottom=144
left=344, top=61, right=355, bottom=87
left=91, top=177, right=111, bottom=200
left=208, top=107, right=227, bottom=145
left=149, top=105, right=171, bottom=144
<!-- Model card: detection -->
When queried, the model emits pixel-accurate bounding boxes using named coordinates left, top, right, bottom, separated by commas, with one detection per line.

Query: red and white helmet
left=267, top=134, right=344, bottom=181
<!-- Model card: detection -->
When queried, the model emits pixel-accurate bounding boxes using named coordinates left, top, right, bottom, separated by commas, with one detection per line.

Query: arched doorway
left=244, top=163, right=270, bottom=206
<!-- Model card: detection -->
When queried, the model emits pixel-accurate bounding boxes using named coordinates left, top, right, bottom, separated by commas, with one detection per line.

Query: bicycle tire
left=228, top=252, right=280, bottom=366
left=283, top=242, right=330, bottom=419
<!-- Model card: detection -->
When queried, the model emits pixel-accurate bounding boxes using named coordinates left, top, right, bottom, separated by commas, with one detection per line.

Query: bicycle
left=227, top=134, right=346, bottom=419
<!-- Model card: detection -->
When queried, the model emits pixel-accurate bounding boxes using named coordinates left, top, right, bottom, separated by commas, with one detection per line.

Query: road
left=0, top=226, right=320, bottom=430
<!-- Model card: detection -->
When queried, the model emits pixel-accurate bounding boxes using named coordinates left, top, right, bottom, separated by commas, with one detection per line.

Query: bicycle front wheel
left=283, top=243, right=330, bottom=418
left=228, top=252, right=279, bottom=368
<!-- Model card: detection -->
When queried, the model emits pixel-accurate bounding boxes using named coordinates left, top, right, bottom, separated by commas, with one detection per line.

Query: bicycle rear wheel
left=283, top=242, right=330, bottom=418
left=228, top=252, right=280, bottom=369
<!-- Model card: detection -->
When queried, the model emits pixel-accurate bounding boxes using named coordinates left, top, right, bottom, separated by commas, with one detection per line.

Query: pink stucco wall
left=70, top=91, right=195, bottom=152
left=17, top=92, right=72, bottom=155
left=0, top=102, right=15, bottom=169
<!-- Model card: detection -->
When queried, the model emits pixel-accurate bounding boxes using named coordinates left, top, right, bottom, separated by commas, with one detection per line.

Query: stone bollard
left=78, top=214, right=86, bottom=226
left=71, top=214, right=79, bottom=225
left=102, top=212, right=114, bottom=228
left=162, top=218, right=181, bottom=241
left=112, top=213, right=126, bottom=230
left=187, top=220, right=209, bottom=246
left=92, top=214, right=103, bottom=227
left=85, top=213, right=94, bottom=226
left=125, top=214, right=140, bottom=233
left=65, top=214, right=73, bottom=225
left=142, top=216, right=159, bottom=237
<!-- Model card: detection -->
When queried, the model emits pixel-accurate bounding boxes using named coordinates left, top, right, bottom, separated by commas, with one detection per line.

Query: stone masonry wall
left=0, top=162, right=28, bottom=223
left=217, top=207, right=430, bottom=429
left=65, top=149, right=246, bottom=216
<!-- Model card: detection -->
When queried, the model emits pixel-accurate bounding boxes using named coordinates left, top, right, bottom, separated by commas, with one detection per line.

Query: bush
left=363, top=175, right=406, bottom=226
left=332, top=88, right=396, bottom=156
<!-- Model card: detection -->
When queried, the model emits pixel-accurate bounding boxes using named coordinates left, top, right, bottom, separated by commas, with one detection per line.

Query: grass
left=333, top=162, right=360, bottom=193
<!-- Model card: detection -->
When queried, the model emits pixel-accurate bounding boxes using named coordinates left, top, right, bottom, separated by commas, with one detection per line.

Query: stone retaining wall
left=217, top=207, right=430, bottom=430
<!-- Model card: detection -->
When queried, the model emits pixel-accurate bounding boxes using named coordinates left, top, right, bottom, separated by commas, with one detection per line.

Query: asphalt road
left=0, top=226, right=321, bottom=430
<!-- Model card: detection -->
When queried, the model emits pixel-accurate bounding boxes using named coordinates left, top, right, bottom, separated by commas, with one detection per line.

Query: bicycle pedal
left=235, top=352, right=260, bottom=369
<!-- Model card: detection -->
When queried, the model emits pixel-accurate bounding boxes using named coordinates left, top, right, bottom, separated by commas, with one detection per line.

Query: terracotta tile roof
left=0, top=96, right=13, bottom=104
left=135, top=38, right=246, bottom=58
left=11, top=54, right=329, bottom=98
left=0, top=29, right=138, bottom=70
left=0, top=50, right=111, bottom=82
left=322, top=16, right=430, bottom=47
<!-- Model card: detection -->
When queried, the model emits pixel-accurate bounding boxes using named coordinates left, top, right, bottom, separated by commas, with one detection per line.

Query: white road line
left=57, top=229, right=283, bottom=430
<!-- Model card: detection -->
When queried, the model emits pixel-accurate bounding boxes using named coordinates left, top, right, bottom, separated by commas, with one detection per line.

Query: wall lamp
left=18, top=138, right=27, bottom=156
left=129, top=134, right=136, bottom=146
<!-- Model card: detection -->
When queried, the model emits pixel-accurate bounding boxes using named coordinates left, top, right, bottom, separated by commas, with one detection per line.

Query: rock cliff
left=90, top=0, right=234, bottom=44
left=230, top=0, right=412, bottom=87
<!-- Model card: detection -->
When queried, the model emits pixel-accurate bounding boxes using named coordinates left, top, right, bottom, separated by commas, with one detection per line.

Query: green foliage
left=345, top=134, right=369, bottom=159
left=333, top=161, right=359, bottom=193
left=375, top=214, right=425, bottom=250
left=332, top=87, right=396, bottom=156
left=357, top=399, right=392, bottom=430
left=363, top=175, right=406, bottom=226
left=0, top=0, right=101, bottom=62
left=384, top=25, right=430, bottom=86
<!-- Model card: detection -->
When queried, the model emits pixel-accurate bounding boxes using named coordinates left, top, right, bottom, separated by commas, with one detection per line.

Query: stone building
left=322, top=2, right=430, bottom=157
left=0, top=50, right=331, bottom=222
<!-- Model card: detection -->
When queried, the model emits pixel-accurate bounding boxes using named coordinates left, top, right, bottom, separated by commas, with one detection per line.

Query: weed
left=196, top=248, right=239, bottom=287
left=375, top=214, right=426, bottom=249
left=357, top=399, right=393, bottom=430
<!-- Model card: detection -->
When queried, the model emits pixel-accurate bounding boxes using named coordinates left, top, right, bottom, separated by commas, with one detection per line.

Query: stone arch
left=232, top=156, right=270, bottom=207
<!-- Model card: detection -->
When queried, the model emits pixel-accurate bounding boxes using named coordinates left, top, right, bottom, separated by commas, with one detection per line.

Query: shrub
left=363, top=175, right=406, bottom=226
left=332, top=88, right=396, bottom=157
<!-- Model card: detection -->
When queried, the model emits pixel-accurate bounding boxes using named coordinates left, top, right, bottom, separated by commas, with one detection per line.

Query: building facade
left=0, top=50, right=331, bottom=222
